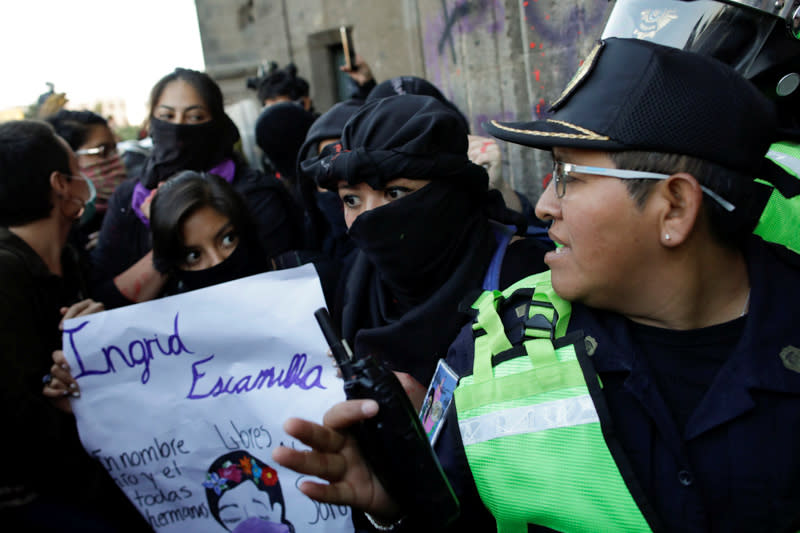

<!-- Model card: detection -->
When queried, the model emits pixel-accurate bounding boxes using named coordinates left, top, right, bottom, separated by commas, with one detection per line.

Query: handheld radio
left=313, top=307, right=460, bottom=526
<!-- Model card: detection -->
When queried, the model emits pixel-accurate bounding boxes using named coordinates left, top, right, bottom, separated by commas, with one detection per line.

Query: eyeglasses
left=75, top=143, right=118, bottom=159
left=551, top=161, right=736, bottom=212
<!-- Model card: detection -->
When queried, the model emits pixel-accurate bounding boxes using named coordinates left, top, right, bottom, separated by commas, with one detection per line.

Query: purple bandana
left=131, top=159, right=236, bottom=227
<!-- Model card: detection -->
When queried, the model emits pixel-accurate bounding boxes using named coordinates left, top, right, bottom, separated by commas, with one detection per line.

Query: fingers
left=46, top=350, right=79, bottom=396
left=283, top=416, right=347, bottom=454
left=62, top=299, right=104, bottom=320
left=272, top=437, right=348, bottom=482
left=296, top=477, right=363, bottom=508
left=322, top=399, right=379, bottom=429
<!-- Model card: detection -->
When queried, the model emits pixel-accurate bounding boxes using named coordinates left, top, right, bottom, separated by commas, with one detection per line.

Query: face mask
left=347, top=180, right=478, bottom=304
left=81, top=153, right=127, bottom=207
left=314, top=190, right=348, bottom=238
left=66, top=173, right=96, bottom=224
left=174, top=239, right=263, bottom=293
left=143, top=118, right=230, bottom=187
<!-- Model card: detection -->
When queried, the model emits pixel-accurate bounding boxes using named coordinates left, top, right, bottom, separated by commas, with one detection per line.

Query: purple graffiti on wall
left=423, top=0, right=506, bottom=97
left=523, top=1, right=607, bottom=119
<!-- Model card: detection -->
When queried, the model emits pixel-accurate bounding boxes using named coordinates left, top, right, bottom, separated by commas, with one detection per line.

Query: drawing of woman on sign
left=204, top=450, right=295, bottom=532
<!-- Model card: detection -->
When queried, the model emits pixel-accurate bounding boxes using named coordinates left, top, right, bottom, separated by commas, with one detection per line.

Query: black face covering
left=314, top=190, right=348, bottom=239
left=143, top=118, right=233, bottom=188
left=174, top=238, right=265, bottom=293
left=347, top=179, right=481, bottom=310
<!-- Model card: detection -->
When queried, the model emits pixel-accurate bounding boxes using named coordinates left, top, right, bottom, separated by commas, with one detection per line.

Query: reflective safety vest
left=757, top=141, right=800, bottom=254
left=454, top=271, right=658, bottom=533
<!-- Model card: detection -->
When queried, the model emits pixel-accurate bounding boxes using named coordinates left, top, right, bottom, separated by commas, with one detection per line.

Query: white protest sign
left=62, top=264, right=352, bottom=532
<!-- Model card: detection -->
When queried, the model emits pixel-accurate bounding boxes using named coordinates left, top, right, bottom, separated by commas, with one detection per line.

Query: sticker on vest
left=420, top=359, right=459, bottom=446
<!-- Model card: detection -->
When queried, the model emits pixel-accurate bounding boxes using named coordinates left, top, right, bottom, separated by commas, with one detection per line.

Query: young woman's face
left=337, top=178, right=431, bottom=228
left=534, top=147, right=659, bottom=309
left=152, top=80, right=212, bottom=125
left=179, top=205, right=239, bottom=271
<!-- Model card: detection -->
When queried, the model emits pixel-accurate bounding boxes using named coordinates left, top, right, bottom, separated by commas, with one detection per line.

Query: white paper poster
left=62, top=265, right=352, bottom=532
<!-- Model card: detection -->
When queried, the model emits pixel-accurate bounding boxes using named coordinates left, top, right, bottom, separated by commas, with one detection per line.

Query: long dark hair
left=149, top=171, right=260, bottom=273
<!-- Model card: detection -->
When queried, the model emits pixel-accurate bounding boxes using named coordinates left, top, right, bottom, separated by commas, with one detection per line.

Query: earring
left=664, top=233, right=671, bottom=241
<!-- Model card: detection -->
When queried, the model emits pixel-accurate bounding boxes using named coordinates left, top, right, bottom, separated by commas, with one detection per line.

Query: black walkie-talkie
left=313, top=308, right=460, bottom=526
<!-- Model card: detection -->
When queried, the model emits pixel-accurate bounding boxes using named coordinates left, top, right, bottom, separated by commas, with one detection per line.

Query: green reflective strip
left=465, top=425, right=651, bottom=532
left=474, top=334, right=493, bottom=384
left=455, top=359, right=587, bottom=412
left=524, top=337, right=558, bottom=368
left=472, top=290, right=512, bottom=383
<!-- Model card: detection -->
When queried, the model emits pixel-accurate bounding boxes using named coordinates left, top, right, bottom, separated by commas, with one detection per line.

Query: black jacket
left=0, top=228, right=148, bottom=531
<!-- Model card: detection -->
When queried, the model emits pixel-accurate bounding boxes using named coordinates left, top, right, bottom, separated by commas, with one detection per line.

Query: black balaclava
left=254, top=101, right=317, bottom=179
left=296, top=99, right=364, bottom=253
left=366, top=76, right=471, bottom=133
left=173, top=235, right=267, bottom=293
left=313, top=190, right=348, bottom=239
left=296, top=99, right=364, bottom=167
left=143, top=117, right=239, bottom=189
left=305, top=94, right=488, bottom=309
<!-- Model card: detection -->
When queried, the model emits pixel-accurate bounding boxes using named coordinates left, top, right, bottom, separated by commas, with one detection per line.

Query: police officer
left=271, top=38, right=800, bottom=532
left=601, top=0, right=800, bottom=252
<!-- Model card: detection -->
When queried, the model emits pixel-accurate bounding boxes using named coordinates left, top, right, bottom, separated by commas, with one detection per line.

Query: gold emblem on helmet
left=633, top=9, right=678, bottom=39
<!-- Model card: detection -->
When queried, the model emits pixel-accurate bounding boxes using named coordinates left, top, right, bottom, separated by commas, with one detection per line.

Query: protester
left=254, top=100, right=317, bottom=191
left=0, top=120, right=147, bottom=532
left=46, top=109, right=127, bottom=249
left=295, top=98, right=363, bottom=262
left=300, top=93, right=551, bottom=388
left=273, top=38, right=800, bottom=532
left=253, top=62, right=315, bottom=112
left=90, top=67, right=302, bottom=308
left=149, top=171, right=272, bottom=294
left=296, top=92, right=550, bottom=530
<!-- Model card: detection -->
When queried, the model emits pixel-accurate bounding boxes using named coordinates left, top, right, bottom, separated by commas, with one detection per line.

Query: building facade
left=194, top=0, right=609, bottom=199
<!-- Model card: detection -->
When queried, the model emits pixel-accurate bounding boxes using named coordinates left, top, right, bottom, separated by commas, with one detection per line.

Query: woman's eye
left=385, top=187, right=412, bottom=201
left=183, top=250, right=201, bottom=265
left=221, top=232, right=238, bottom=247
left=187, top=113, right=208, bottom=123
left=340, top=194, right=360, bottom=208
left=156, top=112, right=174, bottom=121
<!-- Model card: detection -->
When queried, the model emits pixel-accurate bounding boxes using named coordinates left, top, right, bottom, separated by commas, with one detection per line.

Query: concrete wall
left=195, top=0, right=610, bottom=200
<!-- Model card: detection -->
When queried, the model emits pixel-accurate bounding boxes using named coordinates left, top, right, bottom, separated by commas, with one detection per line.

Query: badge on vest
left=420, top=359, right=459, bottom=446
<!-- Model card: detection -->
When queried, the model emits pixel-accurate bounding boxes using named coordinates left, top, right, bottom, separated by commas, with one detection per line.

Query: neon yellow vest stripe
left=454, top=271, right=652, bottom=533
left=756, top=141, right=800, bottom=254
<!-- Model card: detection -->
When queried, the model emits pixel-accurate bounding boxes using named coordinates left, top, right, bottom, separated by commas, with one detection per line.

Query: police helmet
left=602, top=0, right=800, bottom=121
